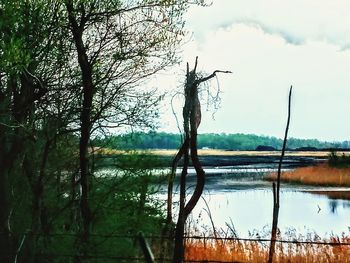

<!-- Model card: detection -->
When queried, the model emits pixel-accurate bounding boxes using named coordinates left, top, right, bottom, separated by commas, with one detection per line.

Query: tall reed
left=185, top=233, right=350, bottom=263
left=266, top=164, right=350, bottom=187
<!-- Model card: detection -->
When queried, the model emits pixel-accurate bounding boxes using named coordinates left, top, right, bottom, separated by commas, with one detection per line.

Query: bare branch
left=196, top=70, right=232, bottom=85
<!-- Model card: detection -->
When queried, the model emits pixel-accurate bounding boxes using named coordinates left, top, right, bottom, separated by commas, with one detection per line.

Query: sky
left=156, top=0, right=350, bottom=141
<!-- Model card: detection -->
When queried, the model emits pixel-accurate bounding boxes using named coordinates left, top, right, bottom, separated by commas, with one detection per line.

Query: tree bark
left=183, top=82, right=205, bottom=219
left=172, top=57, right=230, bottom=263
left=172, top=137, right=190, bottom=261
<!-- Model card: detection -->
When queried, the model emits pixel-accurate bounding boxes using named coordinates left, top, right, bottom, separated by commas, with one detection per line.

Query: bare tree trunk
left=172, top=57, right=231, bottom=263
left=184, top=86, right=205, bottom=218
left=268, top=86, right=292, bottom=263
left=66, top=0, right=93, bottom=243
left=172, top=60, right=197, bottom=263
left=167, top=142, right=187, bottom=224
left=173, top=137, right=190, bottom=262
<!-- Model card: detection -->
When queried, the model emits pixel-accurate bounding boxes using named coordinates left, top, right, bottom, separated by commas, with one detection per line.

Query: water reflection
left=187, top=189, right=350, bottom=238
left=327, top=199, right=350, bottom=214
left=164, top=166, right=350, bottom=239
left=329, top=200, right=338, bottom=214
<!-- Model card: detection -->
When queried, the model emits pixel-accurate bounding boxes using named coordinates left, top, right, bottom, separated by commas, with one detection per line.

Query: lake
left=162, top=165, right=350, bottom=239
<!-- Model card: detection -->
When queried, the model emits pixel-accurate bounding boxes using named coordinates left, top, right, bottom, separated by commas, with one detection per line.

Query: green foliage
left=93, top=131, right=182, bottom=149
left=0, top=0, right=53, bottom=72
left=12, top=154, right=167, bottom=262
left=93, top=131, right=342, bottom=151
left=1, top=0, right=206, bottom=262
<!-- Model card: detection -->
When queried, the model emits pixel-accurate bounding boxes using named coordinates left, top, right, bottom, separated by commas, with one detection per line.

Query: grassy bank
left=266, top=164, right=350, bottom=187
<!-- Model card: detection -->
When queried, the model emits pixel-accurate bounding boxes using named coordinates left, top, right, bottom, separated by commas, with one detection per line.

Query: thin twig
left=14, top=233, right=27, bottom=263
left=201, top=196, right=218, bottom=240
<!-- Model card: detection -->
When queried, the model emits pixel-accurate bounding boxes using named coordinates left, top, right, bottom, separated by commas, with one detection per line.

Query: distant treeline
left=93, top=132, right=349, bottom=151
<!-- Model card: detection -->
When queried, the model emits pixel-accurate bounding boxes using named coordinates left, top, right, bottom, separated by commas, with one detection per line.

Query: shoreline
left=96, top=149, right=327, bottom=168
left=96, top=149, right=350, bottom=200
left=303, top=190, right=350, bottom=200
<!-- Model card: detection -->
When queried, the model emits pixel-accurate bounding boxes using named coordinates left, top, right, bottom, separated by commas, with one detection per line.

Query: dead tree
left=170, top=57, right=231, bottom=263
left=268, top=86, right=292, bottom=263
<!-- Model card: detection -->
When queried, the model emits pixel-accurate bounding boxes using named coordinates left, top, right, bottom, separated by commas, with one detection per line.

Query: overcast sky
left=157, top=0, right=350, bottom=141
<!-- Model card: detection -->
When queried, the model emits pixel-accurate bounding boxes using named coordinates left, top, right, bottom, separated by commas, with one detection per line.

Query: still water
left=166, top=166, right=350, bottom=238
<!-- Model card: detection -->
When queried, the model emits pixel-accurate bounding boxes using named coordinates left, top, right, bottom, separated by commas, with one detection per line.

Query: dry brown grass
left=185, top=238, right=266, bottom=262
left=89, top=147, right=126, bottom=155
left=185, top=235, right=350, bottom=263
left=266, top=164, right=350, bottom=187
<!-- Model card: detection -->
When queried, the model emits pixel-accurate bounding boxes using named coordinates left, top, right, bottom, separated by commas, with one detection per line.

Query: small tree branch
left=196, top=70, right=232, bottom=85
left=193, top=56, right=198, bottom=73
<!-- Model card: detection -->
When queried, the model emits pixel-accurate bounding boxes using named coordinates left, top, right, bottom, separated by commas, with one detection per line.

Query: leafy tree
left=0, top=1, right=66, bottom=260
left=63, top=0, right=206, bottom=243
left=1, top=0, right=207, bottom=261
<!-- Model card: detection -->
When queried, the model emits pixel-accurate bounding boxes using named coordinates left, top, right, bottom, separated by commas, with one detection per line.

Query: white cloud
left=186, top=0, right=350, bottom=49
left=156, top=1, right=350, bottom=141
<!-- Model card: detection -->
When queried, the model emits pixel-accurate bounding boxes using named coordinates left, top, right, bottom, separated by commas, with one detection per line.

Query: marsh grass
left=266, top=164, right=350, bottom=187
left=185, top=233, right=350, bottom=262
